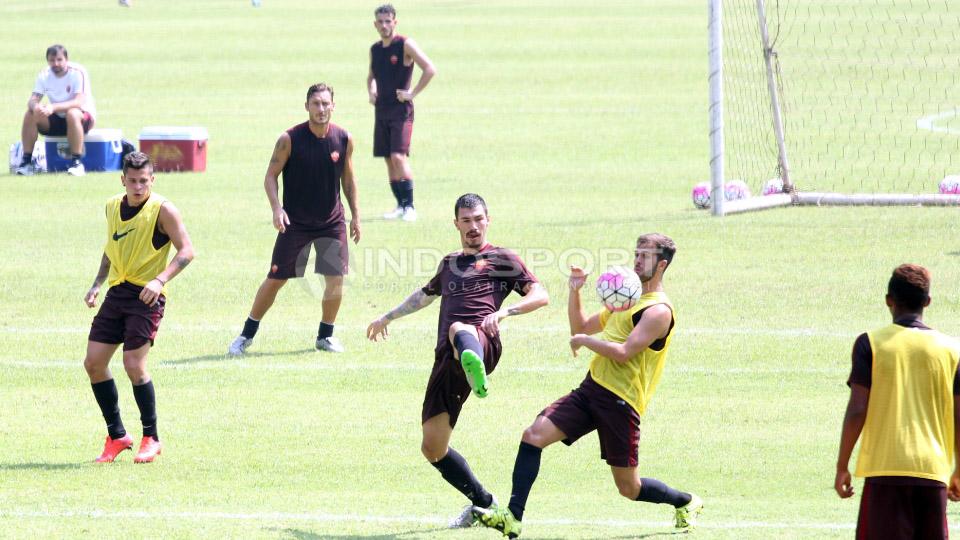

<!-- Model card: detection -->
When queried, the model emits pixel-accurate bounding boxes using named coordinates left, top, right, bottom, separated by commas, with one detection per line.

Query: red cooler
left=138, top=126, right=208, bottom=172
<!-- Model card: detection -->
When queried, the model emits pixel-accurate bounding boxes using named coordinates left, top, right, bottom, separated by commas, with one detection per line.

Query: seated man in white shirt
left=16, top=44, right=97, bottom=177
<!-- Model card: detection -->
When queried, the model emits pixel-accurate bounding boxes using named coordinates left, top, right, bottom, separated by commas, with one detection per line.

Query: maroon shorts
left=88, top=282, right=165, bottom=351
left=856, top=479, right=948, bottom=540
left=421, top=327, right=502, bottom=428
left=373, top=104, right=414, bottom=157
left=268, top=224, right=348, bottom=278
left=39, top=111, right=94, bottom=136
left=541, top=373, right=641, bottom=468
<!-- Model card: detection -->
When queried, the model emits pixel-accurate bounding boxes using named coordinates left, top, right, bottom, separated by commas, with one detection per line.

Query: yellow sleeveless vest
left=104, top=193, right=170, bottom=295
left=855, top=324, right=960, bottom=484
left=589, top=291, right=674, bottom=414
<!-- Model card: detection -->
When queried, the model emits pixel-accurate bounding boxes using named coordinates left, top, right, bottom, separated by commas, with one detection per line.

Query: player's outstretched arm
left=367, top=289, right=438, bottom=341
left=265, top=132, right=291, bottom=233
left=397, top=38, right=436, bottom=102
left=138, top=202, right=195, bottom=307
left=568, top=265, right=601, bottom=335
left=835, top=384, right=869, bottom=498
left=481, top=282, right=549, bottom=336
left=84, top=253, right=111, bottom=308
left=569, top=303, right=671, bottom=361
left=367, top=52, right=378, bottom=105
left=341, top=135, right=361, bottom=244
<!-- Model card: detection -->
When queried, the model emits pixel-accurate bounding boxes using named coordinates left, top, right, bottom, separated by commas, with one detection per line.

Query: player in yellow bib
left=836, top=264, right=960, bottom=539
left=475, top=233, right=701, bottom=538
left=82, top=152, right=195, bottom=464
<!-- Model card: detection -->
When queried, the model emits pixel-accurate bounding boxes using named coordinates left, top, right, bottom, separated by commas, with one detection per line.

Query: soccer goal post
left=708, top=0, right=960, bottom=216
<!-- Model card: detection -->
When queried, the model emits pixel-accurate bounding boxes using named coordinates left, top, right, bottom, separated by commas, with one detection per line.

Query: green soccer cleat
left=473, top=503, right=521, bottom=538
left=460, top=350, right=488, bottom=398
left=674, top=493, right=703, bottom=530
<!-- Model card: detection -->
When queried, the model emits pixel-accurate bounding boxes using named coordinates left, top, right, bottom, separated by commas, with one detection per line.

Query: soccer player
left=835, top=263, right=960, bottom=540
left=474, top=234, right=702, bottom=538
left=366, top=193, right=549, bottom=526
left=16, top=44, right=96, bottom=177
left=83, top=152, right=194, bottom=463
left=368, top=3, right=436, bottom=222
left=228, top=83, right=360, bottom=355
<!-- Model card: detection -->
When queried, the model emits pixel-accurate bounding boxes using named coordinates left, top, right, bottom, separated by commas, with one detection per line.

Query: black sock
left=431, top=447, right=493, bottom=508
left=132, top=380, right=158, bottom=440
left=21, top=152, right=32, bottom=165
left=635, top=478, right=691, bottom=508
left=453, top=330, right=483, bottom=361
left=241, top=316, right=260, bottom=339
left=71, top=154, right=82, bottom=165
left=508, top=441, right=542, bottom=521
left=389, top=181, right=403, bottom=207
left=398, top=179, right=414, bottom=208
left=318, top=322, right=334, bottom=340
left=91, top=379, right=126, bottom=439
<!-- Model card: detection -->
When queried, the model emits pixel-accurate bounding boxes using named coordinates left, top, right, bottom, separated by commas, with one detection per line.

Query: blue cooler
left=45, top=128, right=123, bottom=172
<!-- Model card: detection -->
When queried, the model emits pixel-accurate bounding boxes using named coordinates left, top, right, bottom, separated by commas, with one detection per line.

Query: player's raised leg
left=449, top=322, right=487, bottom=398
left=228, top=278, right=287, bottom=356
left=609, top=468, right=702, bottom=530
left=84, top=340, right=132, bottom=463
left=121, top=342, right=162, bottom=463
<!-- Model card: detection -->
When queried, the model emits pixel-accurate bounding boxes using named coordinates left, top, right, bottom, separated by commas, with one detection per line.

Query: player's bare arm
left=139, top=202, right=195, bottom=307
left=366, top=289, right=438, bottom=341
left=950, top=394, right=960, bottom=501
left=27, top=92, right=43, bottom=113
left=341, top=134, right=361, bottom=244
left=84, top=253, right=111, bottom=308
left=835, top=384, right=870, bottom=498
left=265, top=132, right=291, bottom=233
left=569, top=303, right=671, bottom=361
left=397, top=38, right=436, bottom=102
left=49, top=91, right=86, bottom=115
left=367, top=53, right=378, bottom=105
left=481, top=282, right=549, bottom=336
left=567, top=265, right=602, bottom=335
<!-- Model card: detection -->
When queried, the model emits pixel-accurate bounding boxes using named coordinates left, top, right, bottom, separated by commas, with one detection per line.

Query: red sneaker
left=134, top=436, right=162, bottom=463
left=95, top=434, right=133, bottom=463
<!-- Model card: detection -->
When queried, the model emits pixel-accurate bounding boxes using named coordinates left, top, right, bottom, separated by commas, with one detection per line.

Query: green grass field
left=3, top=1, right=960, bottom=538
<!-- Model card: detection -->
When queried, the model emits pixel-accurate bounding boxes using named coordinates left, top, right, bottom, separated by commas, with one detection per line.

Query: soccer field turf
left=2, top=1, right=960, bottom=538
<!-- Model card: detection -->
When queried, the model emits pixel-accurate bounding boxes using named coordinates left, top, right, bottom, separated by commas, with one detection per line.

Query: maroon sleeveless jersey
left=282, top=122, right=348, bottom=229
left=370, top=36, right=414, bottom=110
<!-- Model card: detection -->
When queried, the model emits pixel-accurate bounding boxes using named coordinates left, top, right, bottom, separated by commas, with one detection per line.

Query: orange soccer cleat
left=133, top=436, right=163, bottom=464
left=95, top=434, right=134, bottom=463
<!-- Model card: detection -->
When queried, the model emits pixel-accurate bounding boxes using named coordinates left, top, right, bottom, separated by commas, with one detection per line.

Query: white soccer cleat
left=383, top=206, right=404, bottom=220
left=118, top=0, right=132, bottom=6
left=448, top=505, right=478, bottom=529
left=228, top=335, right=253, bottom=356
left=67, top=162, right=86, bottom=177
left=401, top=207, right=417, bottom=222
left=316, top=336, right=345, bottom=353
left=14, top=163, right=38, bottom=176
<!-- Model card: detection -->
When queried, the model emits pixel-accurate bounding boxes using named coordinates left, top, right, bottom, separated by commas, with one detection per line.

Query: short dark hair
left=454, top=193, right=487, bottom=217
left=46, top=44, right=67, bottom=59
left=306, top=83, right=334, bottom=102
left=888, top=263, right=930, bottom=311
left=375, top=4, right=396, bottom=17
left=637, top=233, right=677, bottom=270
left=123, top=151, right=153, bottom=174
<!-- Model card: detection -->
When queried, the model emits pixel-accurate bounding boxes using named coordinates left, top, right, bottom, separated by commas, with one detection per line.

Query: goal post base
left=716, top=192, right=960, bottom=216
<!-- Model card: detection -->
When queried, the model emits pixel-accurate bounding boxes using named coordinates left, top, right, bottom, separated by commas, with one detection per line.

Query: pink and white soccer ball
left=596, top=266, right=643, bottom=312
left=691, top=182, right=711, bottom=209
left=939, top=175, right=960, bottom=195
left=724, top=180, right=751, bottom=201
left=762, top=177, right=784, bottom=196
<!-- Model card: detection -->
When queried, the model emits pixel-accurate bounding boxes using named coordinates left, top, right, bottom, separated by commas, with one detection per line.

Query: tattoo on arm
left=384, top=290, right=435, bottom=321
left=270, top=136, right=287, bottom=165
left=174, top=256, right=191, bottom=270
left=507, top=307, right=521, bottom=316
left=92, top=254, right=110, bottom=288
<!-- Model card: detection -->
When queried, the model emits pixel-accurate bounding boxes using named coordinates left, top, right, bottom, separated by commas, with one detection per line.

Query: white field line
left=918, top=109, right=960, bottom=135
left=0, top=358, right=845, bottom=375
left=0, top=508, right=866, bottom=530
left=0, top=324, right=854, bottom=338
